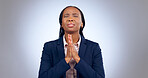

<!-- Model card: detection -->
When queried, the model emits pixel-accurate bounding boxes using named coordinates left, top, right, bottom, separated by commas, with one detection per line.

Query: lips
left=67, top=23, right=75, bottom=28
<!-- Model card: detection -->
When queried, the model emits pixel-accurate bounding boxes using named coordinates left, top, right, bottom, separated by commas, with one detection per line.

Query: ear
left=81, top=23, right=83, bottom=28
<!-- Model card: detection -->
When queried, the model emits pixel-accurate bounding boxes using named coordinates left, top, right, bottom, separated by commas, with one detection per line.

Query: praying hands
left=65, top=34, right=80, bottom=63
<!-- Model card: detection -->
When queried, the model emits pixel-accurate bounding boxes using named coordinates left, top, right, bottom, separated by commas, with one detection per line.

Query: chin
left=66, top=29, right=75, bottom=32
left=66, top=31, right=75, bottom=34
left=66, top=30, right=78, bottom=34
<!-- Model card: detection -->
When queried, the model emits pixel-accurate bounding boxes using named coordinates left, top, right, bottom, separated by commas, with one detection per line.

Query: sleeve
left=38, top=43, right=70, bottom=78
left=74, top=43, right=105, bottom=78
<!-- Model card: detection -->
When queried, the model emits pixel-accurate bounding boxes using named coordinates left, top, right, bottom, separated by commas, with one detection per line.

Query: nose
left=67, top=17, right=74, bottom=22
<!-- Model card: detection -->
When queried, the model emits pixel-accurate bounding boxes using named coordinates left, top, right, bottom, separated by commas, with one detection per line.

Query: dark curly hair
left=59, top=6, right=85, bottom=37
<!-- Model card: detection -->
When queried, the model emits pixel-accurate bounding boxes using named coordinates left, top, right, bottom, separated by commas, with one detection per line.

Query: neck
left=64, top=32, right=80, bottom=44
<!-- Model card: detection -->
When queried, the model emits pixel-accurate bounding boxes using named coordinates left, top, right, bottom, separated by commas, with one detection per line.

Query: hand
left=65, top=34, right=73, bottom=63
left=67, top=34, right=80, bottom=63
left=65, top=45, right=72, bottom=63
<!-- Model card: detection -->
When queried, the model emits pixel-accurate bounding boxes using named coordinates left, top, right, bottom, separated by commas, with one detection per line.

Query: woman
left=38, top=6, right=105, bottom=78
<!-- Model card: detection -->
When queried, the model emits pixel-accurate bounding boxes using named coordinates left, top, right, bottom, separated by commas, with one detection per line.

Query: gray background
left=0, top=0, right=147, bottom=78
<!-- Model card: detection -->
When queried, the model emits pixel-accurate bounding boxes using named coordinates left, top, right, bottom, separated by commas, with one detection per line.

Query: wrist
left=75, top=57, right=80, bottom=63
left=65, top=57, right=71, bottom=63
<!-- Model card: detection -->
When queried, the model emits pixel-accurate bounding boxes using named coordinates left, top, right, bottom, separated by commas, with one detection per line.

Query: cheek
left=76, top=20, right=82, bottom=26
left=62, top=19, right=66, bottom=26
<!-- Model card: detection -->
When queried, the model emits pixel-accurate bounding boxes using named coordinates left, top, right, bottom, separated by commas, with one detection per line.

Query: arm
left=74, top=43, right=105, bottom=78
left=38, top=43, right=70, bottom=78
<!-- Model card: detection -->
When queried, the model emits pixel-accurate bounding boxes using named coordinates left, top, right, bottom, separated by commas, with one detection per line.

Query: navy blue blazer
left=38, top=35, right=105, bottom=78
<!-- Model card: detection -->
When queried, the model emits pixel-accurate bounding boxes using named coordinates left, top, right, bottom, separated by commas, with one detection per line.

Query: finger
left=72, top=47, right=78, bottom=56
left=69, top=46, right=72, bottom=57
left=70, top=35, right=73, bottom=44
left=70, top=51, right=72, bottom=57
left=68, top=34, right=73, bottom=45
left=67, top=51, right=71, bottom=57
left=68, top=34, right=71, bottom=44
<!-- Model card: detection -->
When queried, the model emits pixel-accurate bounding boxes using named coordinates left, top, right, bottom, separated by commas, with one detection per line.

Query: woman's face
left=62, top=7, right=83, bottom=34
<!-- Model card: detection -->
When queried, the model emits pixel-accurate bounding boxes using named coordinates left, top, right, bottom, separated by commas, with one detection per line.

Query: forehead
left=63, top=7, right=81, bottom=14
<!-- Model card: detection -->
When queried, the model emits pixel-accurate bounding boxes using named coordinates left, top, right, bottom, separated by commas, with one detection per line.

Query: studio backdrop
left=0, top=0, right=147, bottom=78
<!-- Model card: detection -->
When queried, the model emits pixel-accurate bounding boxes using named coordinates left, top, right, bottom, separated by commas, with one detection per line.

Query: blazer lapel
left=57, top=36, right=65, bottom=60
left=78, top=35, right=87, bottom=58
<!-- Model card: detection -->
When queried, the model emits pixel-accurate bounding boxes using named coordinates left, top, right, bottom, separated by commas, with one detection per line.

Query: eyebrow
left=73, top=13, right=78, bottom=15
left=64, top=14, right=69, bottom=16
left=64, top=13, right=79, bottom=16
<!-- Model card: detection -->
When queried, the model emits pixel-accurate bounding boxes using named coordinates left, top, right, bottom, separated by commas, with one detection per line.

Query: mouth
left=67, top=23, right=75, bottom=28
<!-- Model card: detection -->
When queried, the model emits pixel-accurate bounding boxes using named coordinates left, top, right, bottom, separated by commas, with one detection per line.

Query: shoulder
left=85, top=39, right=99, bottom=46
left=43, top=39, right=59, bottom=48
left=84, top=38, right=101, bottom=50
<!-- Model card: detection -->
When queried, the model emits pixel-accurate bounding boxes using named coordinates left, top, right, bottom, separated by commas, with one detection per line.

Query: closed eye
left=64, top=15, right=69, bottom=18
left=64, top=14, right=69, bottom=18
left=73, top=15, right=78, bottom=17
left=73, top=13, right=79, bottom=17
